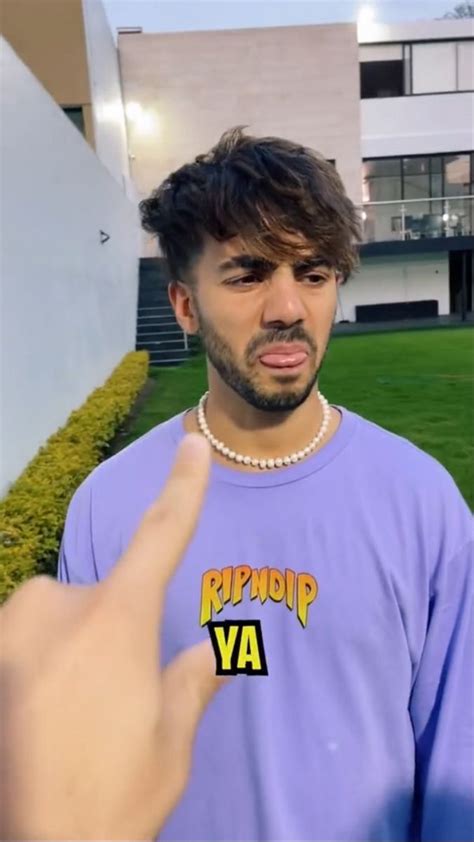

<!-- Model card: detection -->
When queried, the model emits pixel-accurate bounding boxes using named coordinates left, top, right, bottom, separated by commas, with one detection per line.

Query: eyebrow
left=217, top=255, right=332, bottom=274
left=217, top=255, right=272, bottom=273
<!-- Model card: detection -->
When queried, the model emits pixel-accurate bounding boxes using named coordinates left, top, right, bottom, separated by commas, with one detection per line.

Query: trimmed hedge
left=0, top=351, right=149, bottom=603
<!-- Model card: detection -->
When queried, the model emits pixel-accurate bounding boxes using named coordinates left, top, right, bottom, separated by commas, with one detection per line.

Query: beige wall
left=119, top=24, right=362, bottom=256
left=0, top=0, right=95, bottom=147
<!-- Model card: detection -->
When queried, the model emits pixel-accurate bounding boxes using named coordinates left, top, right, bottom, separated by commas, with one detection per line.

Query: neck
left=203, top=375, right=324, bottom=459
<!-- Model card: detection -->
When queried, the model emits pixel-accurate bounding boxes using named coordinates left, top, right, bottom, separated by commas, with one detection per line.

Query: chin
left=239, top=377, right=317, bottom=413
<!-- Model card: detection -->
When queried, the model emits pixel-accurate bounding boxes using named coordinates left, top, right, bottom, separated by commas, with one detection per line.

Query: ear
left=168, top=281, right=199, bottom=335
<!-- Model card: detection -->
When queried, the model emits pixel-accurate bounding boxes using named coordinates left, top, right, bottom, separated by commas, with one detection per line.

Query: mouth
left=257, top=344, right=310, bottom=371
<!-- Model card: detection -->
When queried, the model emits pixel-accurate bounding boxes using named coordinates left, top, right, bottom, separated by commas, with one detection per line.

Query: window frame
left=360, top=58, right=405, bottom=99
left=360, top=37, right=474, bottom=98
left=362, top=152, right=473, bottom=202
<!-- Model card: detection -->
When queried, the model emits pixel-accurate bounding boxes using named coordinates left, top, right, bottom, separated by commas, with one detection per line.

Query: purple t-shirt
left=58, top=405, right=473, bottom=842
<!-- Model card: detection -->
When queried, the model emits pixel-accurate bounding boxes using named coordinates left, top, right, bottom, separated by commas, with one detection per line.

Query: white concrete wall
left=81, top=0, right=132, bottom=195
left=337, top=254, right=450, bottom=323
left=361, top=92, right=474, bottom=158
left=0, top=37, right=141, bottom=498
left=358, top=18, right=474, bottom=45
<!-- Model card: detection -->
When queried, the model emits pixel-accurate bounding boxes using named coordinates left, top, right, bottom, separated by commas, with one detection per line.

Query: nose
left=261, top=266, right=306, bottom=328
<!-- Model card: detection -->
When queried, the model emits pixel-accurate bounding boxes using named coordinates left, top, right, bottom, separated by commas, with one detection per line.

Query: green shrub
left=0, top=351, right=149, bottom=602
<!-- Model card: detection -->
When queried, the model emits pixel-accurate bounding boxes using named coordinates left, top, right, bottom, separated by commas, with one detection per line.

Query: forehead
left=199, top=234, right=247, bottom=265
left=197, top=232, right=319, bottom=268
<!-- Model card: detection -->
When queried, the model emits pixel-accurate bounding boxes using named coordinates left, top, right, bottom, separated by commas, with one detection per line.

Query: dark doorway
left=449, top=250, right=473, bottom=319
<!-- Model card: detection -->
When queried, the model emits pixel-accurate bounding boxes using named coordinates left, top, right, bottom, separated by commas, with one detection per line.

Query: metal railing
left=360, top=194, right=474, bottom=244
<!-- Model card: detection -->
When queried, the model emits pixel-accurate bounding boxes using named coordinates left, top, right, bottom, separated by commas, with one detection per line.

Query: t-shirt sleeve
left=409, top=536, right=474, bottom=842
left=57, top=476, right=99, bottom=585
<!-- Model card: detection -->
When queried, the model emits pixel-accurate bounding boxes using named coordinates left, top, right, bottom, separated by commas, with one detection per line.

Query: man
left=1, top=436, right=226, bottom=840
left=59, top=128, right=473, bottom=842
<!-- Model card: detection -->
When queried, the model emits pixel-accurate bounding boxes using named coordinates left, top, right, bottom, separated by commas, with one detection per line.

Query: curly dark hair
left=139, top=126, right=361, bottom=283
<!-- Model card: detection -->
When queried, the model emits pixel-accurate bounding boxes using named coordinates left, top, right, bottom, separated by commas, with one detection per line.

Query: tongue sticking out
left=259, top=352, right=308, bottom=368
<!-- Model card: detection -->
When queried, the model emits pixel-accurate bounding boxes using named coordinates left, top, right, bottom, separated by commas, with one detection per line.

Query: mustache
left=246, top=326, right=317, bottom=361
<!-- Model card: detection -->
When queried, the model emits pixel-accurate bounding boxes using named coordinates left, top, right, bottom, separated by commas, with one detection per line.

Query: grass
left=113, top=327, right=474, bottom=508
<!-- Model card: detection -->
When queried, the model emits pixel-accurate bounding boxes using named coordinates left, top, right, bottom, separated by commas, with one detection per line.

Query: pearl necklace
left=197, top=390, right=331, bottom=470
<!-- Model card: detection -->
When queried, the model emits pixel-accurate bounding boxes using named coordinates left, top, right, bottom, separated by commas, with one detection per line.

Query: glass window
left=363, top=159, right=402, bottom=203
left=369, top=177, right=403, bottom=202
left=403, top=157, right=430, bottom=176
left=62, top=106, right=85, bottom=136
left=404, top=174, right=430, bottom=200
left=363, top=159, right=400, bottom=178
left=443, top=154, right=470, bottom=196
left=363, top=153, right=472, bottom=203
left=360, top=60, right=405, bottom=99
left=431, top=173, right=443, bottom=197
left=430, top=156, right=442, bottom=173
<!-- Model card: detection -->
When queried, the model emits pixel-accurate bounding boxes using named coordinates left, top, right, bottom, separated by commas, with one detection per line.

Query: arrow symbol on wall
left=100, top=230, right=110, bottom=244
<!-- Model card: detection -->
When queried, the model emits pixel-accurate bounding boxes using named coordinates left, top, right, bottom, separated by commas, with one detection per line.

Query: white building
left=351, top=19, right=474, bottom=325
left=117, top=16, right=473, bottom=352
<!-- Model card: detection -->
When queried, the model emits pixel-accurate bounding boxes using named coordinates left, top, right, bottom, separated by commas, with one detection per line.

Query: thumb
left=160, top=640, right=229, bottom=751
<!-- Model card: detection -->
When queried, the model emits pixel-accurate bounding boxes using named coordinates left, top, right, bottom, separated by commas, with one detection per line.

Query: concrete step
left=138, top=305, right=174, bottom=311
left=149, top=348, right=193, bottom=366
left=137, top=337, right=189, bottom=349
left=137, top=319, right=178, bottom=328
left=136, top=330, right=185, bottom=345
left=137, top=321, right=180, bottom=331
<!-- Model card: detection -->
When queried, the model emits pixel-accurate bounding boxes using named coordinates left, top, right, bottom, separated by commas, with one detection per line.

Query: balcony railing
left=360, top=195, right=474, bottom=244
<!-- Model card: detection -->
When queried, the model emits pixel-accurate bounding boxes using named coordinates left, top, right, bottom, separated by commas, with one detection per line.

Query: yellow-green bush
left=0, top=351, right=149, bottom=603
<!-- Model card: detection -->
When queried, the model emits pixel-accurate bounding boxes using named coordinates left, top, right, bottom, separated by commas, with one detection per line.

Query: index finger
left=104, top=433, right=211, bottom=630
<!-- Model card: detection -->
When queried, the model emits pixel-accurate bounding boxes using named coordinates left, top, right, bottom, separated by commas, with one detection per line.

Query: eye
left=302, top=274, right=329, bottom=286
left=224, top=274, right=262, bottom=287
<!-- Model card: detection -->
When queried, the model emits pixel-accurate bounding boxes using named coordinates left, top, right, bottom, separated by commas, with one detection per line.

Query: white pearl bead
left=197, top=390, right=329, bottom=470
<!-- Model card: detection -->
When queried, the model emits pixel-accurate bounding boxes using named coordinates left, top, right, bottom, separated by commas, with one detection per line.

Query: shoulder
left=346, top=408, right=473, bottom=554
left=68, top=412, right=184, bottom=511
left=60, top=412, right=186, bottom=578
left=349, top=408, right=462, bottom=483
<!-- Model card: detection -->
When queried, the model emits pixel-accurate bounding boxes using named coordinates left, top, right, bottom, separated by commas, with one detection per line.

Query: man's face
left=174, top=235, right=339, bottom=412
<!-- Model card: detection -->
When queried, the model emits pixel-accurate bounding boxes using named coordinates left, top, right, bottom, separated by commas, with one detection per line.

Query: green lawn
left=113, top=328, right=474, bottom=508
